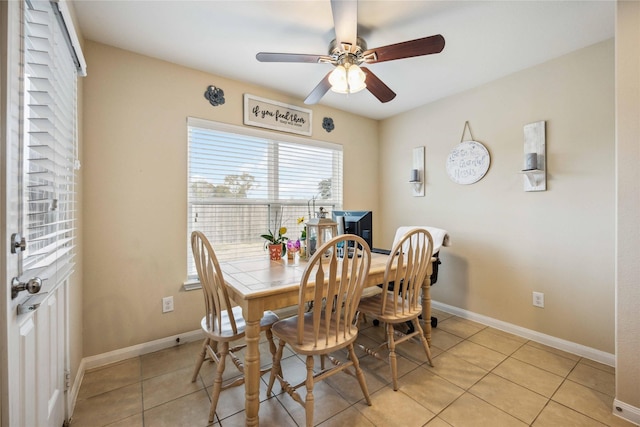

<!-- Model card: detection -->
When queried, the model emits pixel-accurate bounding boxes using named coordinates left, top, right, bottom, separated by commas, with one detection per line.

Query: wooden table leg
left=242, top=303, right=262, bottom=426
left=422, top=280, right=432, bottom=347
left=421, top=260, right=434, bottom=346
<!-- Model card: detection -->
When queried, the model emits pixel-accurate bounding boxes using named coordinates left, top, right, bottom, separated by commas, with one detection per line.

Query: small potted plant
left=261, top=211, right=288, bottom=260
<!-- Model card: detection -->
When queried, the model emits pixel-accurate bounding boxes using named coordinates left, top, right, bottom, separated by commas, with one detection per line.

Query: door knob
left=11, top=277, right=42, bottom=299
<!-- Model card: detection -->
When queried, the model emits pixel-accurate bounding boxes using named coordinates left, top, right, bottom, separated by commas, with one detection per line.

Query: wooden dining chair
left=190, top=231, right=279, bottom=423
left=266, top=234, right=373, bottom=427
left=357, top=228, right=434, bottom=391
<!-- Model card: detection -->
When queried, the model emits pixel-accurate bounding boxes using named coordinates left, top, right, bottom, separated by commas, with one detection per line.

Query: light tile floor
left=70, top=310, right=636, bottom=427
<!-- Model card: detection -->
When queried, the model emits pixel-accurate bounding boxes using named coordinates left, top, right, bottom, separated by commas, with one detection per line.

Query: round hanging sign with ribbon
left=446, top=122, right=491, bottom=185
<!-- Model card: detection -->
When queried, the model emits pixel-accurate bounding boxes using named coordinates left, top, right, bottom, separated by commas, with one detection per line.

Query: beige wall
left=379, top=40, right=615, bottom=352
left=81, top=41, right=379, bottom=356
left=615, top=0, right=640, bottom=414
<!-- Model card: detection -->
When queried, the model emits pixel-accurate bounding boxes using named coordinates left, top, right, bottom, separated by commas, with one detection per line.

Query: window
left=187, top=117, right=343, bottom=277
left=20, top=0, right=84, bottom=289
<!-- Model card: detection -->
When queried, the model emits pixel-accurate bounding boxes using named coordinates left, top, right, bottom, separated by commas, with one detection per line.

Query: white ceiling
left=72, top=0, right=615, bottom=120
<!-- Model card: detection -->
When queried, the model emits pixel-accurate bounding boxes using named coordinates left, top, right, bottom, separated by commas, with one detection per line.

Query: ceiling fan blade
left=256, top=52, right=331, bottom=63
left=304, top=72, right=332, bottom=105
left=364, top=34, right=445, bottom=64
left=361, top=67, right=396, bottom=103
left=331, top=0, right=357, bottom=50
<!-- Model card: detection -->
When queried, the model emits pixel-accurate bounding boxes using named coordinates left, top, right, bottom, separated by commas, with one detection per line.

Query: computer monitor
left=331, top=210, right=373, bottom=249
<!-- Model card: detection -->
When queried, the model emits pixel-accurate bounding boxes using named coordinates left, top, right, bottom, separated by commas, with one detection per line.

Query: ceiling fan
left=256, top=0, right=445, bottom=105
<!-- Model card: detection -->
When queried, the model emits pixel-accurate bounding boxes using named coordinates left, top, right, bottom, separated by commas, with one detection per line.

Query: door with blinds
left=1, top=1, right=83, bottom=425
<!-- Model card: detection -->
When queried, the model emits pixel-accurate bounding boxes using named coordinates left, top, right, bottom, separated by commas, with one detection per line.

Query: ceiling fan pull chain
left=460, top=121, right=475, bottom=143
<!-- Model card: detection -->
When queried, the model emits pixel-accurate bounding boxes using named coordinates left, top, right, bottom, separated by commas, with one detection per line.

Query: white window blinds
left=187, top=118, right=343, bottom=277
left=21, top=0, right=81, bottom=288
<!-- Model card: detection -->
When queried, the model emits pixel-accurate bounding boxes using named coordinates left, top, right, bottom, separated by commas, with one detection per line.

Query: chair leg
left=386, top=323, right=399, bottom=391
left=304, top=355, right=315, bottom=427
left=347, top=344, right=372, bottom=406
left=354, top=311, right=366, bottom=327
left=412, top=318, right=434, bottom=367
left=265, top=329, right=277, bottom=358
left=191, top=338, right=209, bottom=382
left=267, top=339, right=286, bottom=396
left=265, top=329, right=282, bottom=378
left=208, top=341, right=228, bottom=423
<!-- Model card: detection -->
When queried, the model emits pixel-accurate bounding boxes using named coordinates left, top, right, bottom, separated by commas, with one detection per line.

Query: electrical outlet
left=532, top=291, right=544, bottom=308
left=162, top=296, right=174, bottom=313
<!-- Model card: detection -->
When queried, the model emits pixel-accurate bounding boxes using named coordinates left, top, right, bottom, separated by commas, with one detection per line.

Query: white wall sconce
left=410, top=146, right=425, bottom=197
left=520, top=121, right=546, bottom=191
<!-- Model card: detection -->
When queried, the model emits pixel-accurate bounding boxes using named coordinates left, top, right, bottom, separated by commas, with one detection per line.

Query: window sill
left=183, top=280, right=201, bottom=291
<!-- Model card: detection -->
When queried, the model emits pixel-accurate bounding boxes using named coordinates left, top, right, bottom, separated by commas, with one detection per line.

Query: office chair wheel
left=431, top=317, right=438, bottom=328
left=373, top=319, right=380, bottom=326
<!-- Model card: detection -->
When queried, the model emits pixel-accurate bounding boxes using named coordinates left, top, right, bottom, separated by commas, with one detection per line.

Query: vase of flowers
left=286, top=239, right=301, bottom=259
left=261, top=209, right=288, bottom=261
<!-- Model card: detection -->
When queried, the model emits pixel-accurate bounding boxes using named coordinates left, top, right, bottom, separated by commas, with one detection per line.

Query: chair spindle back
left=380, top=228, right=433, bottom=316
left=191, top=231, right=239, bottom=335
left=296, top=234, right=371, bottom=346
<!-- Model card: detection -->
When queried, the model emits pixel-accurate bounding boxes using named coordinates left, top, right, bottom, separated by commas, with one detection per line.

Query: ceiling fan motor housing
left=328, top=37, right=372, bottom=66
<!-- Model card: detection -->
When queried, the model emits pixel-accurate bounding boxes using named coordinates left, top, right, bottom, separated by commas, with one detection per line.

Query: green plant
left=297, top=216, right=306, bottom=240
left=261, top=209, right=289, bottom=253
left=261, top=227, right=288, bottom=246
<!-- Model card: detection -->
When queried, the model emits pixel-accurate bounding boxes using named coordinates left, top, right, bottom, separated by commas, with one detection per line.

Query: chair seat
left=358, top=292, right=422, bottom=324
left=201, top=306, right=279, bottom=341
left=271, top=312, right=359, bottom=355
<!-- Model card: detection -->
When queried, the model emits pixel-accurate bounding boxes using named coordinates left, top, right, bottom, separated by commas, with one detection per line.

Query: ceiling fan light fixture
left=329, top=63, right=366, bottom=94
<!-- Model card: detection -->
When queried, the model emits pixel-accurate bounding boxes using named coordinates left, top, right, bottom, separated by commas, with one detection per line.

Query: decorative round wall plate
left=446, top=140, right=491, bottom=185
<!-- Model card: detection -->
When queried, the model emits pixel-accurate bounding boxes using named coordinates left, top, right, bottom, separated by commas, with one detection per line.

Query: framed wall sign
left=243, top=94, right=312, bottom=136
left=446, top=140, right=491, bottom=185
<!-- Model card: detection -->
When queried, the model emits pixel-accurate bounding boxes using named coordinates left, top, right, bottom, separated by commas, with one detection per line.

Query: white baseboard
left=68, top=329, right=203, bottom=417
left=432, top=301, right=616, bottom=367
left=81, top=329, right=204, bottom=371
left=613, top=400, right=640, bottom=426
left=67, top=357, right=86, bottom=420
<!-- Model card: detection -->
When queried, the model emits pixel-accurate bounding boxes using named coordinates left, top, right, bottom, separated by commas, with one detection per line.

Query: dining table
left=220, top=252, right=435, bottom=426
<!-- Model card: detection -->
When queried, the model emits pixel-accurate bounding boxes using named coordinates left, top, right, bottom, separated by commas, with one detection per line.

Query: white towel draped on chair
left=392, top=226, right=450, bottom=254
